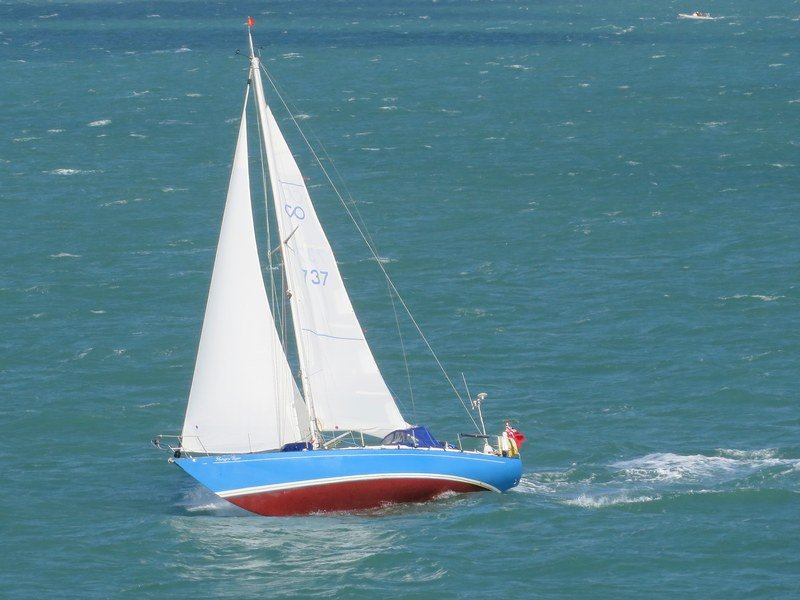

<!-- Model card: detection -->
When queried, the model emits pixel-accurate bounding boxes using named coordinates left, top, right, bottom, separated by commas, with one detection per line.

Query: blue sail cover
left=380, top=426, right=443, bottom=448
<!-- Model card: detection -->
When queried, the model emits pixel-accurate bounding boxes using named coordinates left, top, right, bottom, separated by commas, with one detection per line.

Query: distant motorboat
left=678, top=11, right=715, bottom=20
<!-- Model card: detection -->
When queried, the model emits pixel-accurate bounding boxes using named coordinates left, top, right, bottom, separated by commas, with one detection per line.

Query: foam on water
left=563, top=492, right=661, bottom=508
left=612, top=450, right=799, bottom=483
left=518, top=449, right=799, bottom=509
left=47, top=168, right=94, bottom=175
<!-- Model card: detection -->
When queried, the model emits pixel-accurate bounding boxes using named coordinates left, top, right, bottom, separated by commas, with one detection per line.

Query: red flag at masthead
left=247, top=16, right=255, bottom=27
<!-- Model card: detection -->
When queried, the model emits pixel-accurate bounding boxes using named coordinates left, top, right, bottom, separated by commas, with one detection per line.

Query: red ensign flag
left=505, top=422, right=526, bottom=447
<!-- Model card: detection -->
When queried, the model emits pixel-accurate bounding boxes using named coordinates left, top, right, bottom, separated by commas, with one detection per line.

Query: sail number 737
left=303, top=269, right=329, bottom=286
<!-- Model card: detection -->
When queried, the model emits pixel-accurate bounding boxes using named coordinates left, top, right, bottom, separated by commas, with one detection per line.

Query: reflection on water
left=164, top=484, right=453, bottom=597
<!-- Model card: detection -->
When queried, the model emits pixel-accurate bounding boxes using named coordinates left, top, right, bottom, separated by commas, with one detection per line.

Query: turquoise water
left=3, top=1, right=799, bottom=597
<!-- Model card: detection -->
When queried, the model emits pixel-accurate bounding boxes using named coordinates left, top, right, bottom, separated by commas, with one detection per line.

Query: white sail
left=181, top=93, right=309, bottom=454
left=250, top=60, right=410, bottom=438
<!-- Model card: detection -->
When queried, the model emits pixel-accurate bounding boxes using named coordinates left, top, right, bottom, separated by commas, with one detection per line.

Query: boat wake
left=562, top=492, right=661, bottom=509
left=611, top=449, right=798, bottom=483
left=177, top=485, right=246, bottom=516
left=517, top=448, right=799, bottom=508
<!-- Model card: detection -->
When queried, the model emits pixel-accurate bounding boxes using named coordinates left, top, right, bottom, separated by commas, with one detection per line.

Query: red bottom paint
left=227, top=478, right=486, bottom=516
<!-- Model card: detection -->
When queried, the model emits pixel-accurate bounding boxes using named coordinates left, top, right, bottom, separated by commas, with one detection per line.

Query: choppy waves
left=518, top=449, right=800, bottom=508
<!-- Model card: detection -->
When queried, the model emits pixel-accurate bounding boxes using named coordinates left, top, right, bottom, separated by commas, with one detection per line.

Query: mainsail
left=181, top=92, right=309, bottom=454
left=250, top=58, right=410, bottom=438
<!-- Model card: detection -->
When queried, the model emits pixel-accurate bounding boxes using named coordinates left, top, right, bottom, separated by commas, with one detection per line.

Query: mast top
left=246, top=16, right=256, bottom=59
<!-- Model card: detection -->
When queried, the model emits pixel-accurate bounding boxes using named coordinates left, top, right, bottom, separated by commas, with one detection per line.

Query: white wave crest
left=185, top=499, right=233, bottom=513
left=361, top=255, right=394, bottom=264
left=515, top=449, right=797, bottom=510
left=514, top=475, right=555, bottom=494
left=612, top=450, right=799, bottom=483
left=563, top=493, right=660, bottom=508
left=716, top=448, right=778, bottom=460
left=719, top=293, right=783, bottom=302
left=614, top=453, right=738, bottom=482
left=181, top=486, right=243, bottom=515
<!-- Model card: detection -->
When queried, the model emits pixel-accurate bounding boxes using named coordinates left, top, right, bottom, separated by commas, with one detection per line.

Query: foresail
left=250, top=61, right=409, bottom=438
left=181, top=91, right=309, bottom=454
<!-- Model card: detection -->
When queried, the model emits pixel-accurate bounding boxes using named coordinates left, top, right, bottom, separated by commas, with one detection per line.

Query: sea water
left=2, top=0, right=799, bottom=597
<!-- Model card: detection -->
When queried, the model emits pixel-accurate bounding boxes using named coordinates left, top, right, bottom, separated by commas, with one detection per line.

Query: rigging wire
left=253, top=79, right=280, bottom=323
left=252, top=72, right=296, bottom=358
left=258, top=60, right=479, bottom=432
left=388, top=280, right=417, bottom=424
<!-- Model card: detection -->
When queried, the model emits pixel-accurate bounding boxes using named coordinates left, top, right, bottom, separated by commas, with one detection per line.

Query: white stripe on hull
left=217, top=472, right=500, bottom=499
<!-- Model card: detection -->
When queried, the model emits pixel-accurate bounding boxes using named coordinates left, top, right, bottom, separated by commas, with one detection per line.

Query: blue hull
left=175, top=447, right=522, bottom=516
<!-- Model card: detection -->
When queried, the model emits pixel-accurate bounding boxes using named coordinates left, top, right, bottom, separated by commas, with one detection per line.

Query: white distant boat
left=678, top=11, right=716, bottom=20
left=152, top=18, right=524, bottom=516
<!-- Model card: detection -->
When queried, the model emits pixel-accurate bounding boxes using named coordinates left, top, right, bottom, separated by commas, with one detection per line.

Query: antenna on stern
left=471, top=392, right=488, bottom=436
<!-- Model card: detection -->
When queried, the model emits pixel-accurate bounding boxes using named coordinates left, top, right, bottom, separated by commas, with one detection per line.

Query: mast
left=247, top=17, right=321, bottom=445
left=247, top=16, right=255, bottom=57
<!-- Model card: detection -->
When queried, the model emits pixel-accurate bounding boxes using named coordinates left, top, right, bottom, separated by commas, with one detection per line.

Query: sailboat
left=153, top=21, right=522, bottom=517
